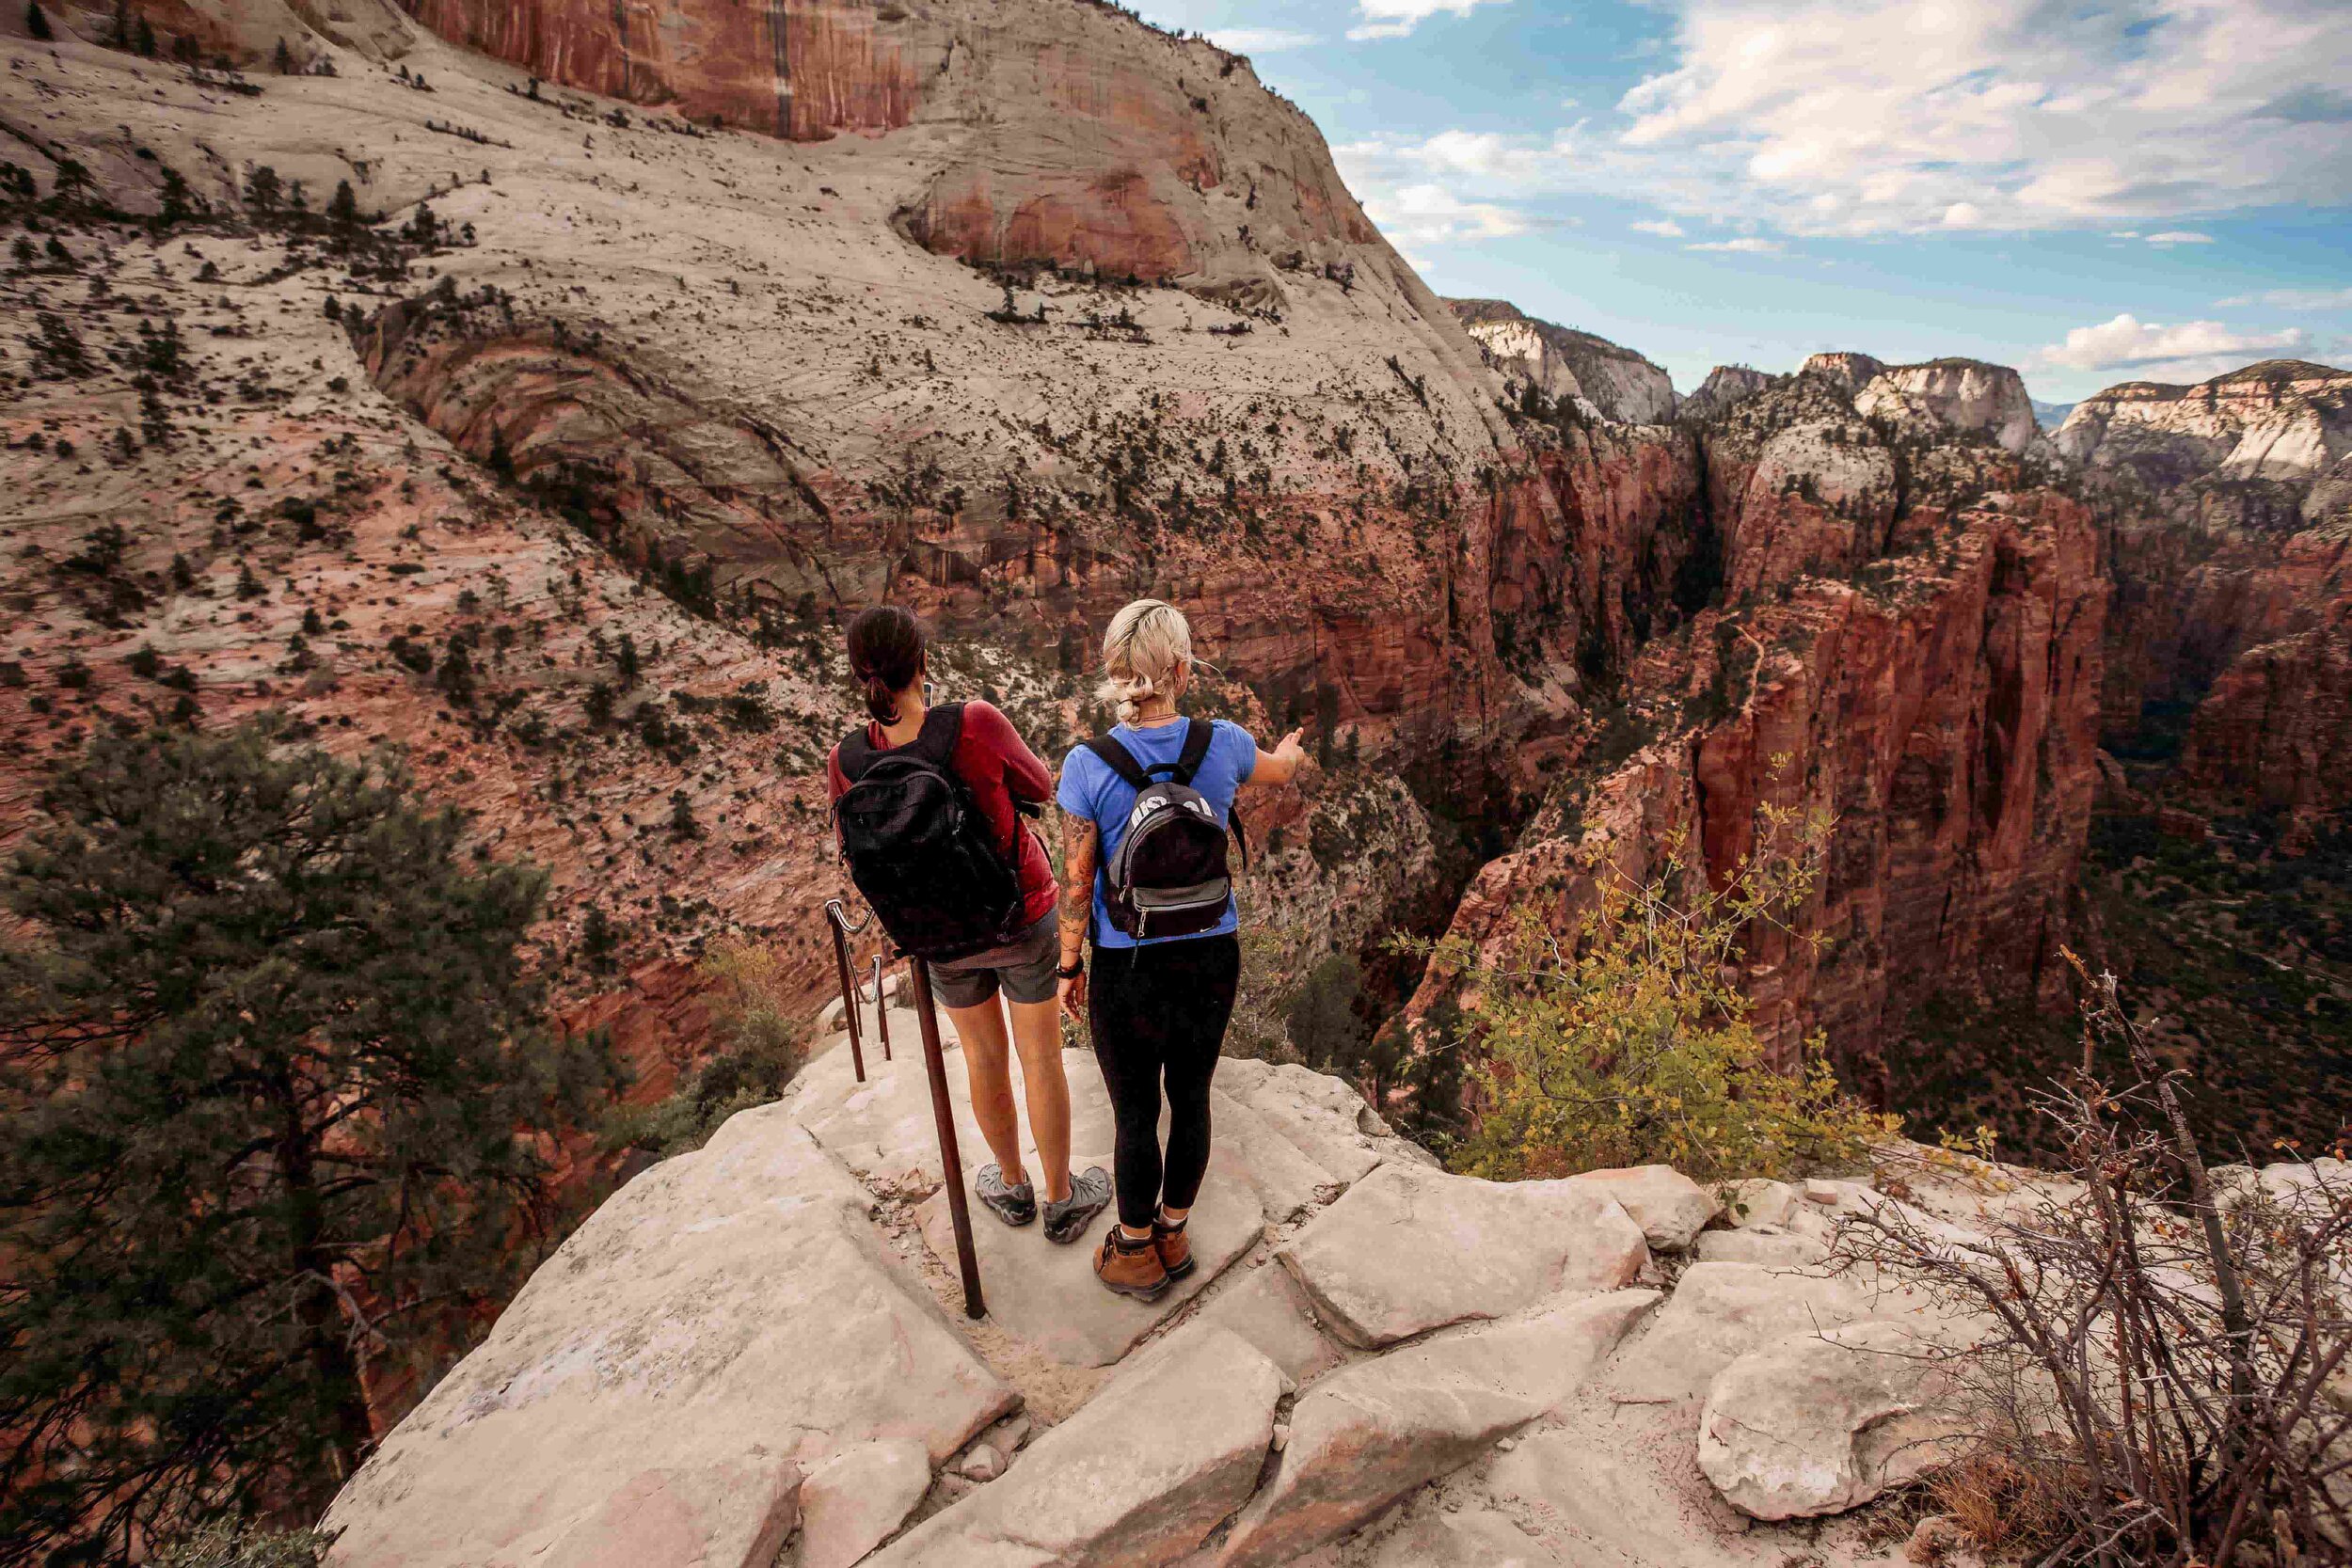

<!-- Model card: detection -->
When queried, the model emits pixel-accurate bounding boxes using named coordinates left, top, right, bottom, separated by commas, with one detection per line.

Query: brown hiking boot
left=1094, top=1227, right=1169, bottom=1301
left=1152, top=1214, right=1195, bottom=1280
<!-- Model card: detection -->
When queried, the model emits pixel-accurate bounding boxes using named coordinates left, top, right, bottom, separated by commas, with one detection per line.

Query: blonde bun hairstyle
left=1098, top=599, right=1196, bottom=724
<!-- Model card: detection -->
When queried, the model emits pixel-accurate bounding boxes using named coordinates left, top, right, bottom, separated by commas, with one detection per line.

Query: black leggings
left=1088, top=933, right=1240, bottom=1230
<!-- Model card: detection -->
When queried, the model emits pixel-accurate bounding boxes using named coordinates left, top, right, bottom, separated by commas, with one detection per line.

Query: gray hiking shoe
left=1043, top=1165, right=1113, bottom=1244
left=976, top=1164, right=1037, bottom=1227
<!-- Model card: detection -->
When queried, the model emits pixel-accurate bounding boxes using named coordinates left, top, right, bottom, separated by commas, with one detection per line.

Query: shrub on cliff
left=1837, top=961, right=2351, bottom=1566
left=601, top=941, right=806, bottom=1157
left=1424, top=808, right=1894, bottom=1182
left=0, top=720, right=619, bottom=1559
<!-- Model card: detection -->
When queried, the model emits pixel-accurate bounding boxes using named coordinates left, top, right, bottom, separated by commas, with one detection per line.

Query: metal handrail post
left=824, top=899, right=867, bottom=1084
left=870, top=955, right=892, bottom=1061
left=909, top=958, right=984, bottom=1320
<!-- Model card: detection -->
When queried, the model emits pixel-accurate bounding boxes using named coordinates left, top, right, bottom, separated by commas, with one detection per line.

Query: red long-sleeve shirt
left=826, top=700, right=1057, bottom=927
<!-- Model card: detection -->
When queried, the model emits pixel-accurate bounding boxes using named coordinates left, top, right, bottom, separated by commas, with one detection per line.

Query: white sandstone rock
left=1278, top=1162, right=1650, bottom=1347
left=1182, top=1259, right=1346, bottom=1385
left=1692, top=1226, right=1829, bottom=1268
left=1698, top=1320, right=1965, bottom=1519
left=799, top=1440, right=932, bottom=1568
left=1724, top=1178, right=1799, bottom=1228
left=321, top=1118, right=1015, bottom=1568
left=1217, top=1291, right=1658, bottom=1567
left=1854, top=361, right=2040, bottom=455
left=1607, top=1260, right=1878, bottom=1402
left=868, top=1327, right=1284, bottom=1568
left=1569, top=1165, right=1721, bottom=1251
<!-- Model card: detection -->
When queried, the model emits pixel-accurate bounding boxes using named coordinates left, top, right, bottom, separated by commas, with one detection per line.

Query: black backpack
left=834, top=705, right=1024, bottom=961
left=1085, top=720, right=1248, bottom=942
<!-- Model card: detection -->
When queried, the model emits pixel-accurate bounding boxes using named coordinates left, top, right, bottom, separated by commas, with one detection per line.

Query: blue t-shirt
left=1057, top=719, right=1258, bottom=948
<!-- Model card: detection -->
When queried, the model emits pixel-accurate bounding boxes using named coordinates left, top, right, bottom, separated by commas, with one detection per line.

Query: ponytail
left=845, top=605, right=926, bottom=724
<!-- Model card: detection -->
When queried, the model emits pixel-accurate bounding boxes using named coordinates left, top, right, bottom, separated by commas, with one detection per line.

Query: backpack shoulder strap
left=836, top=728, right=877, bottom=783
left=914, top=702, right=966, bottom=767
left=1083, top=733, right=1152, bottom=790
left=1171, top=718, right=1214, bottom=785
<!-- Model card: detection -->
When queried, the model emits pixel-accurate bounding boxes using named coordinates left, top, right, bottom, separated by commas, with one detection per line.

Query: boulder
left=1606, top=1260, right=1877, bottom=1402
left=1692, top=1226, right=1829, bottom=1268
left=868, top=1328, right=1284, bottom=1568
left=322, top=1117, right=1015, bottom=1568
left=1697, top=1321, right=1965, bottom=1519
left=798, top=1440, right=931, bottom=1568
left=1206, top=1080, right=1357, bottom=1223
left=1216, top=1291, right=1658, bottom=1567
left=1724, top=1179, right=1799, bottom=1228
left=542, top=1461, right=800, bottom=1568
left=1212, top=1058, right=1392, bottom=1184
left=1277, top=1163, right=1650, bottom=1348
left=1475, top=1408, right=1759, bottom=1567
left=1180, top=1260, right=1346, bottom=1385
left=1569, top=1165, right=1720, bottom=1251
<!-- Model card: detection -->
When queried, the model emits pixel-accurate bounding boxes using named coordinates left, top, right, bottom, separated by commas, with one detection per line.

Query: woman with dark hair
left=826, top=606, right=1110, bottom=1243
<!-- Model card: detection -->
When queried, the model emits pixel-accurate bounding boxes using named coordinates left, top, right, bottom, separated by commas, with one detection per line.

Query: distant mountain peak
left=1442, top=298, right=1677, bottom=423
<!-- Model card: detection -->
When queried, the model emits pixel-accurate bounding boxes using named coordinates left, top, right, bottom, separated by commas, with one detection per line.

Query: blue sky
left=1135, top=0, right=2352, bottom=403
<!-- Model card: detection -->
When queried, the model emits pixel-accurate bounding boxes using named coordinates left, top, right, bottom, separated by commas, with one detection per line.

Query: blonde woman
left=1054, top=600, right=1305, bottom=1300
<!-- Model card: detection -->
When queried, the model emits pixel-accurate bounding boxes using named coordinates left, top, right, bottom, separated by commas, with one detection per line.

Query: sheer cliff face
left=2081, top=363, right=2352, bottom=815
left=1416, top=375, right=2110, bottom=1086
left=405, top=0, right=921, bottom=141
left=1447, top=299, right=1680, bottom=425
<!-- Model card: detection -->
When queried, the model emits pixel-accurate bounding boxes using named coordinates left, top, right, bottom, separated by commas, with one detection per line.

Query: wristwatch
left=1056, top=959, right=1085, bottom=980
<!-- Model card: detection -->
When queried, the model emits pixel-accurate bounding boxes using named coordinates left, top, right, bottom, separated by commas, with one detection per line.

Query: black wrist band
left=1056, top=960, right=1084, bottom=980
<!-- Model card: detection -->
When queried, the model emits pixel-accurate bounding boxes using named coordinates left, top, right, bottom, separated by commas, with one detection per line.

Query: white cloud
left=1347, top=0, right=1508, bottom=42
left=1206, top=26, right=1319, bottom=54
left=1632, top=218, right=1686, bottom=237
left=1332, top=129, right=1581, bottom=246
left=2146, top=230, right=2217, bottom=245
left=1599, top=0, right=2352, bottom=238
left=2216, top=286, right=2352, bottom=309
left=2036, top=312, right=2308, bottom=380
left=1358, top=182, right=1531, bottom=245
left=1688, top=237, right=1785, bottom=253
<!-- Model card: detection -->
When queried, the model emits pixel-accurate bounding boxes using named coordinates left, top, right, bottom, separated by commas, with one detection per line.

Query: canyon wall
left=2074, top=365, right=2352, bottom=817
left=1417, top=372, right=2108, bottom=1093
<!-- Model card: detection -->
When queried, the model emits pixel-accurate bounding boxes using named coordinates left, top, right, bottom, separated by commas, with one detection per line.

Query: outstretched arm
left=1246, top=726, right=1310, bottom=788
left=1057, top=812, right=1098, bottom=1021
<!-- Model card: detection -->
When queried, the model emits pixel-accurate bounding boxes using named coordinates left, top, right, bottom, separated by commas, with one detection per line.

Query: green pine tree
left=134, top=14, right=154, bottom=55
left=0, top=721, right=619, bottom=1556
left=326, top=178, right=359, bottom=231
left=24, top=2, right=51, bottom=42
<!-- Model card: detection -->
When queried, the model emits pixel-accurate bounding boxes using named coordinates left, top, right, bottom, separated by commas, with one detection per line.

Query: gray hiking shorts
left=929, top=910, right=1060, bottom=1009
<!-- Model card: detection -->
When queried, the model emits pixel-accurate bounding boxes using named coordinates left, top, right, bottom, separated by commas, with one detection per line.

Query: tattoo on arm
left=1058, top=814, right=1098, bottom=952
